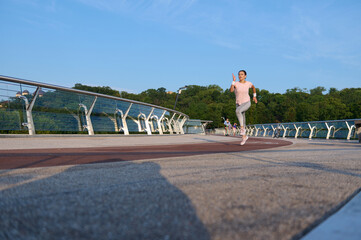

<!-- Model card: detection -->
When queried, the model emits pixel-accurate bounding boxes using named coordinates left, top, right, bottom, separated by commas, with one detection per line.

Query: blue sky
left=1, top=0, right=361, bottom=94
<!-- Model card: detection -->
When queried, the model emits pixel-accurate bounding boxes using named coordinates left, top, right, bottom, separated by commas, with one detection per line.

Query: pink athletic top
left=234, top=81, right=253, bottom=105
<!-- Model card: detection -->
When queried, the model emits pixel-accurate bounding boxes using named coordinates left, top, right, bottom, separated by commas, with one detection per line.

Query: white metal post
left=325, top=122, right=334, bottom=140
left=149, top=116, right=157, bottom=132
left=115, top=106, right=130, bottom=135
left=122, top=103, right=132, bottom=135
left=162, top=117, right=170, bottom=134
left=254, top=127, right=260, bottom=137
left=271, top=125, right=276, bottom=138
left=294, top=124, right=302, bottom=139
left=19, top=97, right=35, bottom=135
left=157, top=110, right=166, bottom=135
left=144, top=108, right=154, bottom=135
left=345, top=121, right=355, bottom=140
left=137, top=113, right=146, bottom=132
left=308, top=123, right=316, bottom=139
left=114, top=110, right=122, bottom=132
left=79, top=96, right=97, bottom=135
left=250, top=127, right=255, bottom=136
left=87, top=97, right=97, bottom=135
left=179, top=116, right=188, bottom=134
left=244, top=126, right=249, bottom=136
left=18, top=87, right=41, bottom=135
left=262, top=125, right=268, bottom=137
left=116, top=107, right=131, bottom=135
left=282, top=125, right=288, bottom=138
left=169, top=113, right=176, bottom=134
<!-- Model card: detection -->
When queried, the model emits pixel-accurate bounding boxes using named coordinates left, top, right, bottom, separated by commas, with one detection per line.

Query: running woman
left=230, top=70, right=257, bottom=145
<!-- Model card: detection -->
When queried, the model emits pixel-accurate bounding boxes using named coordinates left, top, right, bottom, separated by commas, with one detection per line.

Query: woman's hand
left=230, top=73, right=237, bottom=92
left=253, top=97, right=258, bottom=104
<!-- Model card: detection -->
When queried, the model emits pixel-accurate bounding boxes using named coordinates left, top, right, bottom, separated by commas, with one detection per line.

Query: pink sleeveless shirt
left=234, top=81, right=253, bottom=105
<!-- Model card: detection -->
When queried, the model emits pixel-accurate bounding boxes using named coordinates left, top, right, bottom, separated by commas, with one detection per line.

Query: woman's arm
left=251, top=84, right=258, bottom=104
left=230, top=73, right=236, bottom=92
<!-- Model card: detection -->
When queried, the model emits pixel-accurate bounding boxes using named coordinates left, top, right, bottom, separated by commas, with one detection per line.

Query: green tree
left=73, top=83, right=121, bottom=97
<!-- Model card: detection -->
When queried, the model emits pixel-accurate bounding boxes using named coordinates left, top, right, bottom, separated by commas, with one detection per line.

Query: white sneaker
left=240, top=136, right=248, bottom=145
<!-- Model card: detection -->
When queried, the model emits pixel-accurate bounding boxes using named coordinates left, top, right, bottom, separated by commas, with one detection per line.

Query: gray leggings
left=236, top=101, right=251, bottom=127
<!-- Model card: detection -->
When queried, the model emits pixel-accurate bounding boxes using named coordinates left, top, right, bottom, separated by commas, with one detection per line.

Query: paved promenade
left=0, top=135, right=360, bottom=239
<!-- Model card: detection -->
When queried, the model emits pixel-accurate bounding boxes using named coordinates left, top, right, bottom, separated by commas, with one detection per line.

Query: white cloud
left=76, top=0, right=245, bottom=49
left=279, top=2, right=361, bottom=68
left=75, top=0, right=361, bottom=67
left=76, top=0, right=196, bottom=17
left=10, top=0, right=59, bottom=12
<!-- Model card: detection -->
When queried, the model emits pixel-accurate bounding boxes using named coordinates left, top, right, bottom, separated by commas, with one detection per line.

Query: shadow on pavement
left=0, top=161, right=210, bottom=240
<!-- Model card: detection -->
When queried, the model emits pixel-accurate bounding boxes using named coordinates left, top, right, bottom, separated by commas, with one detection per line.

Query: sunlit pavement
left=0, top=135, right=360, bottom=240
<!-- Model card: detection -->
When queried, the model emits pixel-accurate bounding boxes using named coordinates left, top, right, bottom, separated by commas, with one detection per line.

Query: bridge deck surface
left=0, top=135, right=360, bottom=240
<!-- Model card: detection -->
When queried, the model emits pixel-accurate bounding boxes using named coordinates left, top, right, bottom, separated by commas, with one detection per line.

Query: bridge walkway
left=0, top=135, right=360, bottom=239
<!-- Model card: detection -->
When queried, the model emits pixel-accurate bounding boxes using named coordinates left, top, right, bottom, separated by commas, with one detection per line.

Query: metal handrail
left=250, top=119, right=361, bottom=126
left=212, top=119, right=360, bottom=140
left=247, top=119, right=360, bottom=140
left=0, top=75, right=189, bottom=118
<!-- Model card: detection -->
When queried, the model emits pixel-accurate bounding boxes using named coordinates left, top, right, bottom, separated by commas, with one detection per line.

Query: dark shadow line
left=3, top=155, right=60, bottom=170
left=224, top=152, right=361, bottom=178
left=192, top=137, right=241, bottom=144
left=248, top=148, right=361, bottom=154
left=309, top=143, right=361, bottom=147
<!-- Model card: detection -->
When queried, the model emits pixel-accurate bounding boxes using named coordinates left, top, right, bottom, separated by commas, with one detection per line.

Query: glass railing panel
left=345, top=120, right=357, bottom=139
left=264, top=124, right=273, bottom=137
left=285, top=123, right=297, bottom=137
left=91, top=97, right=119, bottom=133
left=296, top=123, right=308, bottom=138
left=0, top=82, right=30, bottom=132
left=128, top=103, right=152, bottom=118
left=78, top=93, right=96, bottom=111
left=92, top=97, right=116, bottom=114
left=0, top=75, right=194, bottom=135
left=34, top=88, right=81, bottom=112
left=324, top=120, right=348, bottom=139
left=184, top=119, right=204, bottom=134
left=124, top=118, right=140, bottom=133
left=123, top=103, right=147, bottom=133
left=152, top=108, right=165, bottom=118
left=32, top=111, right=83, bottom=132
left=0, top=108, right=23, bottom=131
left=300, top=129, right=310, bottom=138
left=31, top=88, right=87, bottom=133
left=160, top=111, right=172, bottom=132
left=0, top=81, right=22, bottom=100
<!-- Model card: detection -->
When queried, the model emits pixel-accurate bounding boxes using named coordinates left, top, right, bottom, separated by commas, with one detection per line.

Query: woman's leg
left=236, top=101, right=251, bottom=135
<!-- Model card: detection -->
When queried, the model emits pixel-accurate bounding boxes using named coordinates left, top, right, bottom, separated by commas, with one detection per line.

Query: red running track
left=0, top=137, right=292, bottom=169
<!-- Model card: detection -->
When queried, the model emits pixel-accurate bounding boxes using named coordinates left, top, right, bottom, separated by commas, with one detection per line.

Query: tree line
left=73, top=84, right=361, bottom=129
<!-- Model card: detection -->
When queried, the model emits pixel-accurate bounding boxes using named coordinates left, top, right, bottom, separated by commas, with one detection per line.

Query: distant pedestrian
left=224, top=118, right=231, bottom=136
left=233, top=123, right=237, bottom=136
left=230, top=70, right=258, bottom=145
